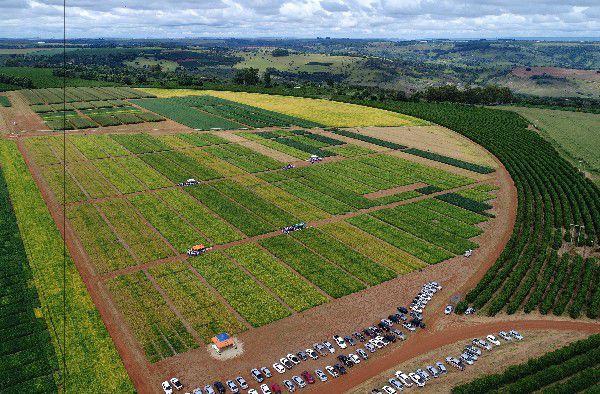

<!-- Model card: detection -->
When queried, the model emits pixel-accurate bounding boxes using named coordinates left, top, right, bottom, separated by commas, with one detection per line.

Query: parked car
left=426, top=365, right=440, bottom=378
left=353, top=331, right=366, bottom=342
left=365, top=342, right=377, bottom=353
left=444, top=305, right=453, bottom=315
left=344, top=335, right=357, bottom=346
left=287, top=353, right=301, bottom=364
left=349, top=353, right=361, bottom=364
left=473, top=338, right=492, bottom=350
left=445, top=357, right=465, bottom=371
left=416, top=368, right=430, bottom=381
left=248, top=390, right=258, bottom=394
left=162, top=381, right=173, bottom=394
left=409, top=372, right=425, bottom=387
left=313, top=343, right=328, bottom=356
left=397, top=306, right=408, bottom=314
left=384, top=334, right=397, bottom=343
left=261, top=367, right=272, bottom=378
left=214, top=382, right=226, bottom=394
left=259, top=383, right=271, bottom=394
left=296, top=351, right=308, bottom=361
left=395, top=371, right=412, bottom=387
left=435, top=361, right=448, bottom=374
left=273, top=363, right=286, bottom=374
left=403, top=323, right=416, bottom=332
left=460, top=353, right=475, bottom=365
left=235, top=377, right=248, bottom=390
left=306, top=348, right=319, bottom=360
left=498, top=331, right=512, bottom=341
left=225, top=380, right=239, bottom=393
left=291, top=376, right=306, bottom=388
left=509, top=330, right=524, bottom=340
left=323, top=341, right=336, bottom=353
left=334, top=364, right=347, bottom=375
left=464, top=307, right=476, bottom=315
left=270, top=384, right=282, bottom=394
left=333, top=335, right=348, bottom=349
left=486, top=335, right=501, bottom=346
left=170, top=378, right=183, bottom=391
left=465, top=345, right=482, bottom=356
left=280, top=358, right=293, bottom=369
left=356, top=348, right=369, bottom=360
left=382, top=386, right=396, bottom=394
left=192, top=388, right=202, bottom=394
left=325, top=365, right=339, bottom=378
left=301, top=371, right=315, bottom=384
left=388, top=378, right=404, bottom=390
left=315, top=369, right=328, bottom=382
left=251, top=368, right=265, bottom=383
left=204, top=385, right=216, bottom=394
left=282, top=380, right=295, bottom=392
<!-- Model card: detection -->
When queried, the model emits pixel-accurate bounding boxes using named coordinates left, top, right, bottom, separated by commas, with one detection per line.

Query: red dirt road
left=314, top=319, right=600, bottom=393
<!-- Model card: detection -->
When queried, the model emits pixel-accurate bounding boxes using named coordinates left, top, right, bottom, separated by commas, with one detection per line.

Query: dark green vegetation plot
left=405, top=148, right=494, bottom=174
left=382, top=101, right=600, bottom=317
left=0, top=167, right=58, bottom=392
left=0, top=95, right=10, bottom=107
left=452, top=334, right=600, bottom=394
left=132, top=95, right=321, bottom=130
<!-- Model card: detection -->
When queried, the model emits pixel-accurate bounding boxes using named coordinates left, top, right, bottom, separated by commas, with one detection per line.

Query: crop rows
left=325, top=144, right=376, bottom=157
left=0, top=95, right=10, bottom=106
left=259, top=235, right=366, bottom=298
left=190, top=252, right=291, bottom=327
left=250, top=181, right=329, bottom=222
left=379, top=102, right=599, bottom=317
left=331, top=129, right=407, bottom=149
left=22, top=86, right=152, bottom=105
left=347, top=215, right=453, bottom=264
left=0, top=166, right=58, bottom=393
left=110, top=133, right=170, bottom=154
left=69, top=134, right=129, bottom=159
left=107, top=271, right=198, bottom=362
left=225, top=243, right=328, bottom=312
left=436, top=193, right=493, bottom=214
left=148, top=261, right=247, bottom=342
left=452, top=334, right=600, bottom=394
left=292, top=227, right=397, bottom=285
left=404, top=147, right=494, bottom=174
left=204, top=144, right=282, bottom=173
left=66, top=204, right=135, bottom=273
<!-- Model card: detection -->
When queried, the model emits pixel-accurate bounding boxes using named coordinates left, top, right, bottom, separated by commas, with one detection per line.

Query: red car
left=301, top=371, right=315, bottom=384
left=271, top=383, right=282, bottom=394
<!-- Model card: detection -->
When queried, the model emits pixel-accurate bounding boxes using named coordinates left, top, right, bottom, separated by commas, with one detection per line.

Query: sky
left=1, top=0, right=599, bottom=39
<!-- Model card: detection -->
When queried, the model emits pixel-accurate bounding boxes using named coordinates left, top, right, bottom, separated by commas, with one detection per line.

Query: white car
left=287, top=353, right=301, bottom=364
left=259, top=384, right=271, bottom=394
left=486, top=335, right=501, bottom=346
left=273, top=362, right=286, bottom=374
left=306, top=348, right=319, bottom=360
left=292, top=375, right=306, bottom=388
left=235, top=377, right=248, bottom=390
left=333, top=335, right=347, bottom=349
left=409, top=372, right=425, bottom=387
left=382, top=386, right=397, bottom=394
left=403, top=323, right=416, bottom=332
left=473, top=339, right=492, bottom=350
left=509, top=330, right=524, bottom=340
left=162, top=381, right=173, bottom=394
left=323, top=341, right=336, bottom=353
left=395, top=371, right=412, bottom=387
left=170, top=378, right=183, bottom=391
left=370, top=339, right=383, bottom=349
left=435, top=362, right=448, bottom=374
left=349, top=353, right=361, bottom=364
left=460, top=354, right=475, bottom=365
left=226, top=380, right=239, bottom=393
left=498, top=331, right=512, bottom=341
left=315, top=369, right=328, bottom=382
left=326, top=365, right=339, bottom=378
left=260, top=367, right=272, bottom=378
left=248, top=390, right=258, bottom=394
left=444, top=305, right=453, bottom=315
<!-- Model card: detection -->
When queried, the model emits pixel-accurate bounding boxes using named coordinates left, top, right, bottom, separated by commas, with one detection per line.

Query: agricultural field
left=499, top=106, right=600, bottom=185
left=15, top=121, right=499, bottom=372
left=139, top=88, right=429, bottom=127
left=234, top=50, right=360, bottom=73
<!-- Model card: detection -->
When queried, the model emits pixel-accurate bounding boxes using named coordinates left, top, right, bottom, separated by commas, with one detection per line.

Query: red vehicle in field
left=270, top=383, right=282, bottom=394
left=301, top=371, right=315, bottom=384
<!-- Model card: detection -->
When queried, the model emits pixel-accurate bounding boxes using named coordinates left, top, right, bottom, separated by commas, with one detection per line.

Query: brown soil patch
left=351, top=126, right=498, bottom=169
left=363, top=183, right=427, bottom=199
left=512, top=67, right=600, bottom=82
left=347, top=328, right=593, bottom=394
left=0, top=91, right=47, bottom=133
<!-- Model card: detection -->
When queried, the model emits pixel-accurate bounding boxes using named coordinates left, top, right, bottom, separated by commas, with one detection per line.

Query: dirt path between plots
left=1, top=91, right=48, bottom=132
left=15, top=136, right=156, bottom=394
left=363, top=182, right=427, bottom=199
left=335, top=320, right=600, bottom=394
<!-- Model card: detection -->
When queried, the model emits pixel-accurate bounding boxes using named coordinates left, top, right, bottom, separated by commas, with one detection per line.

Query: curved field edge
left=0, top=139, right=134, bottom=393
left=137, top=88, right=429, bottom=128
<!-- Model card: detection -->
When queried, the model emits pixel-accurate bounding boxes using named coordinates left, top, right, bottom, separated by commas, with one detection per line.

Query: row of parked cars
left=373, top=330, right=524, bottom=393
left=162, top=282, right=440, bottom=394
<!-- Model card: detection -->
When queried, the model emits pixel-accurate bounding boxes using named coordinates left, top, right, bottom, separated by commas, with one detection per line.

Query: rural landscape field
left=1, top=1, right=599, bottom=393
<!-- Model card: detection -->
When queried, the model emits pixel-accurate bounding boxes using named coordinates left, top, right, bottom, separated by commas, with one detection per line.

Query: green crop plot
left=39, top=164, right=86, bottom=203
left=414, top=199, right=488, bottom=225
left=110, top=133, right=170, bottom=154
left=66, top=204, right=135, bottom=273
left=93, top=158, right=146, bottom=194
left=251, top=182, right=329, bottom=222
left=149, top=261, right=247, bottom=342
left=185, top=148, right=247, bottom=177
left=260, top=235, right=365, bottom=298
left=275, top=179, right=353, bottom=215
left=347, top=215, right=453, bottom=264
left=226, top=243, right=328, bottom=311
left=293, top=228, right=397, bottom=285
left=130, top=194, right=208, bottom=252
left=325, top=144, right=376, bottom=157
left=68, top=161, right=118, bottom=198
left=107, top=271, right=197, bottom=362
left=190, top=252, right=290, bottom=327
left=112, top=156, right=172, bottom=190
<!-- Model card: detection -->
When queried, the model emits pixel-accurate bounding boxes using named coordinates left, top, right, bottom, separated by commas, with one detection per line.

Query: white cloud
left=0, top=0, right=598, bottom=38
